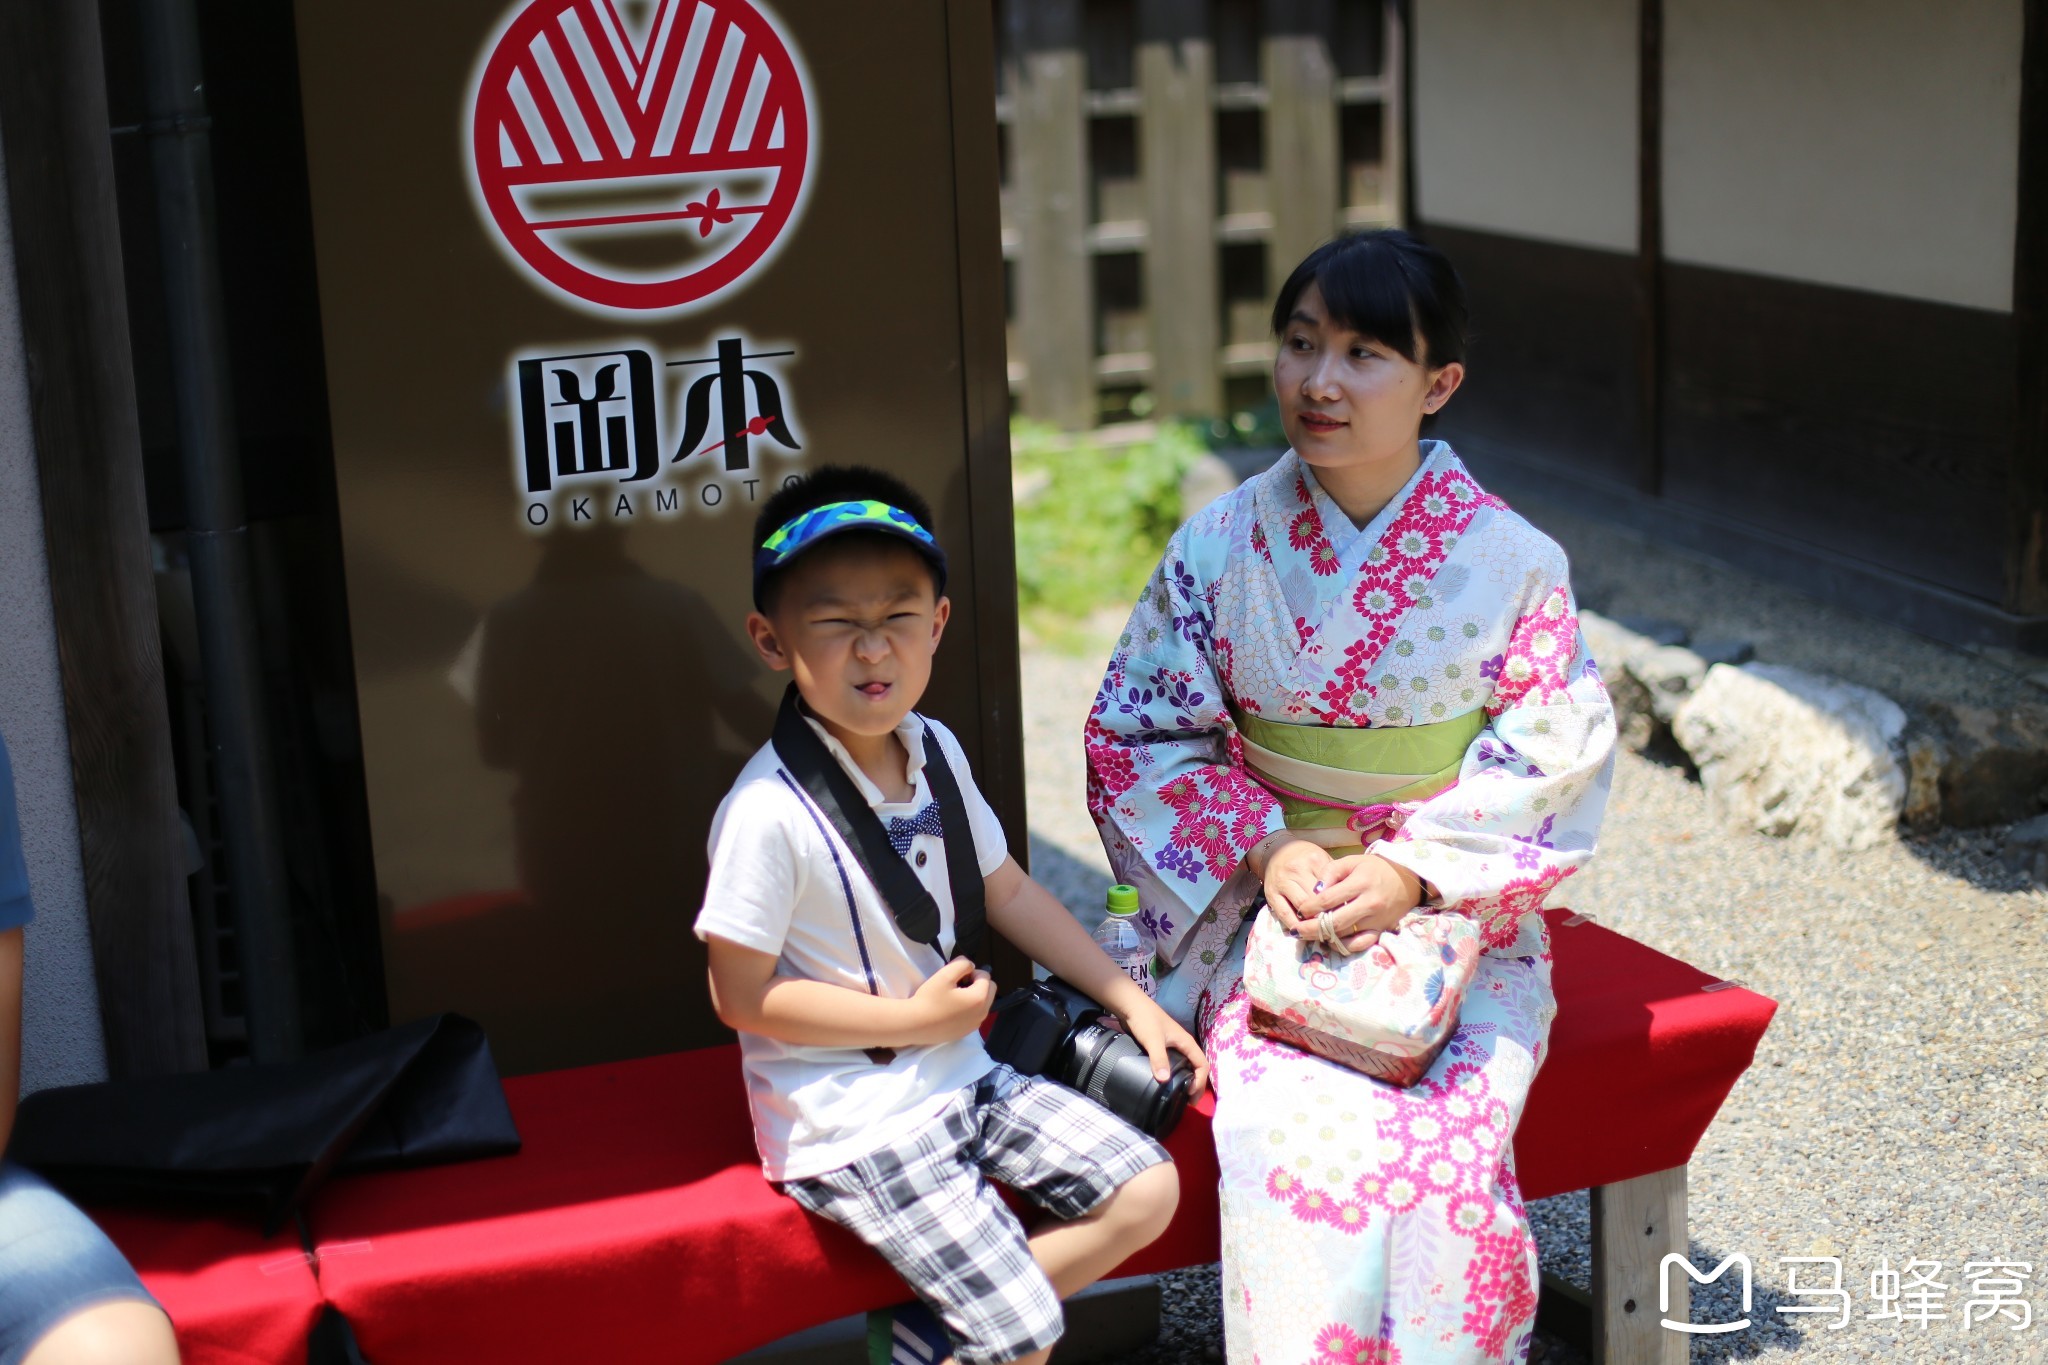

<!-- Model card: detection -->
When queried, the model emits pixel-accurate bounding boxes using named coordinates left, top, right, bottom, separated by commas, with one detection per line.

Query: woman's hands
left=1250, top=835, right=1424, bottom=954
left=1249, top=832, right=1333, bottom=934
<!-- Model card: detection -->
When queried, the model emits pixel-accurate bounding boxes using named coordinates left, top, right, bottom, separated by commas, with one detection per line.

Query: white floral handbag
left=1242, top=902, right=1482, bottom=1087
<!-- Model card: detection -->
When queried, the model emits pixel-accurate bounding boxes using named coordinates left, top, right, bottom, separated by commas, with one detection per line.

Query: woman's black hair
left=750, top=464, right=940, bottom=610
left=1270, top=228, right=1469, bottom=370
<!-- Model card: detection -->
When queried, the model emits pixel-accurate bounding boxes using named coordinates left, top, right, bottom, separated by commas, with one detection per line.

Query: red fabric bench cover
left=1516, top=907, right=1777, bottom=1200
left=86, top=1208, right=324, bottom=1365
left=101, top=907, right=1772, bottom=1363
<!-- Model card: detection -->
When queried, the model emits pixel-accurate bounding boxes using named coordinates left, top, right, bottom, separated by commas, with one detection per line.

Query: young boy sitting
left=696, top=466, right=1206, bottom=1365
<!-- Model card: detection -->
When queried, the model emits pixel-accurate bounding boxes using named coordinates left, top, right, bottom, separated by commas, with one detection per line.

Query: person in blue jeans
left=0, top=733, right=180, bottom=1365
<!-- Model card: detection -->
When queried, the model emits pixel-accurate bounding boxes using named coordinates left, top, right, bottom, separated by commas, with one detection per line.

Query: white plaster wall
left=1663, top=0, right=2023, bottom=311
left=1414, top=0, right=1639, bottom=253
left=0, top=127, right=112, bottom=1093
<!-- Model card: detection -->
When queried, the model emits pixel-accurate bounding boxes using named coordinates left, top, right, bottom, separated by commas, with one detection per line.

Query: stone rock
left=1578, top=610, right=1657, bottom=751
left=1900, top=731, right=1946, bottom=832
left=2007, top=812, right=2048, bottom=847
left=1613, top=616, right=1689, bottom=647
left=1671, top=663, right=1909, bottom=850
left=2000, top=812, right=2048, bottom=885
left=1690, top=637, right=1756, bottom=668
left=1629, top=644, right=1710, bottom=723
left=1905, top=700, right=2048, bottom=829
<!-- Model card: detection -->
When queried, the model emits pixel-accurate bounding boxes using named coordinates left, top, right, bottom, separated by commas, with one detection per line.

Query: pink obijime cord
left=1239, top=765, right=1434, bottom=847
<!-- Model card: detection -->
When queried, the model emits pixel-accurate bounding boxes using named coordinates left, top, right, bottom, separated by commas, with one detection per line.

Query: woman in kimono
left=1086, top=229, right=1615, bottom=1364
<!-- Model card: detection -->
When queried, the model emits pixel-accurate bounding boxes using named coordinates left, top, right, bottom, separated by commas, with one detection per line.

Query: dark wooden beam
left=1396, top=0, right=1417, bottom=229
left=943, top=0, right=1031, bottom=990
left=1635, top=0, right=1664, bottom=496
left=2012, top=0, right=2048, bottom=615
left=0, top=0, right=207, bottom=1074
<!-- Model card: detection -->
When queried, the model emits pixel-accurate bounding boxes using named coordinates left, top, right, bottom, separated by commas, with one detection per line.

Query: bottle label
left=1122, top=957, right=1156, bottom=997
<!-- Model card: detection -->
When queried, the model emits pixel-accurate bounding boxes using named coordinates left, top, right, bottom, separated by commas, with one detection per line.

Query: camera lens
left=1060, top=1023, right=1194, bottom=1139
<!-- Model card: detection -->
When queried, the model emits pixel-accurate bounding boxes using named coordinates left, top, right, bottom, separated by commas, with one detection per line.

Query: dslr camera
left=986, top=977, right=1196, bottom=1139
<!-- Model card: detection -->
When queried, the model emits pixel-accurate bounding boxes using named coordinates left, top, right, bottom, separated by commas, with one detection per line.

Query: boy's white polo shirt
left=694, top=711, right=1007, bottom=1181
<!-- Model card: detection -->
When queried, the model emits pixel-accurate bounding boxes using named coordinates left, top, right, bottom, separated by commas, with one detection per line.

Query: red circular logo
left=469, top=0, right=811, bottom=314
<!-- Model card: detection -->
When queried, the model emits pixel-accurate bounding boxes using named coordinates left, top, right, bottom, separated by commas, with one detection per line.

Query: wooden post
left=1006, top=0, right=1094, bottom=430
left=1139, top=0, right=1221, bottom=420
left=1263, top=0, right=1340, bottom=276
left=1590, top=1165, right=1690, bottom=1364
left=1635, top=0, right=1666, bottom=497
left=2010, top=0, right=2047, bottom=614
left=0, top=0, right=208, bottom=1075
left=1381, top=0, right=1406, bottom=228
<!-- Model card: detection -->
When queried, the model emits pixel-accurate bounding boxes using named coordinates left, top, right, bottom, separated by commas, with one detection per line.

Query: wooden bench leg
left=1590, top=1165, right=1688, bottom=1364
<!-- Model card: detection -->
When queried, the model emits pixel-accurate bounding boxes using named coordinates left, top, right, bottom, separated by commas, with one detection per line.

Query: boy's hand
left=1116, top=997, right=1210, bottom=1098
left=912, top=956, right=995, bottom=1044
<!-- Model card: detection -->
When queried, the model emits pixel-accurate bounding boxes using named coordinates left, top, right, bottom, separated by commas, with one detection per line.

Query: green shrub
left=1011, top=421, right=1203, bottom=640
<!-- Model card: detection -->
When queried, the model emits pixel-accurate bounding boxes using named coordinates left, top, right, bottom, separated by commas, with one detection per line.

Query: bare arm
left=984, top=857, right=1208, bottom=1092
left=705, top=934, right=993, bottom=1050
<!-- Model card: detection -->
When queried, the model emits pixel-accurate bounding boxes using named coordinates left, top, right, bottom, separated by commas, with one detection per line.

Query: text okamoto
left=511, top=335, right=802, bottom=529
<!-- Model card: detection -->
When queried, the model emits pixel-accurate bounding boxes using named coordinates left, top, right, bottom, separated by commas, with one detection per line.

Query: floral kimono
left=1086, top=442, right=1615, bottom=1364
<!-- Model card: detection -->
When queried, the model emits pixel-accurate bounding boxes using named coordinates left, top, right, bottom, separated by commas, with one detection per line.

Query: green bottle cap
left=1105, top=884, right=1141, bottom=916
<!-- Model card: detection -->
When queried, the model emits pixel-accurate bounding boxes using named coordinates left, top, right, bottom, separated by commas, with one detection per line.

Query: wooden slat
left=1590, top=1165, right=1690, bottom=1364
left=0, top=0, right=207, bottom=1075
left=1005, top=0, right=1095, bottom=429
left=1262, top=0, right=1341, bottom=276
left=1139, top=0, right=1221, bottom=419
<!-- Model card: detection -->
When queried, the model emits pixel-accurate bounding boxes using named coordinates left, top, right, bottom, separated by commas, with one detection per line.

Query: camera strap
left=770, top=685, right=988, bottom=965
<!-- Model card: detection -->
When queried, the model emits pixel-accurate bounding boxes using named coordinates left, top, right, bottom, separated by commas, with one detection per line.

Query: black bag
left=9, top=1012, right=520, bottom=1234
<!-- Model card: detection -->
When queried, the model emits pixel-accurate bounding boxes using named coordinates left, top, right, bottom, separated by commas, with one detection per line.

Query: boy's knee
left=1111, top=1160, right=1178, bottom=1240
left=24, top=1300, right=179, bottom=1365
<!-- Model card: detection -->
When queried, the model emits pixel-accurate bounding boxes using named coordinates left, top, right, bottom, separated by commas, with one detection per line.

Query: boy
left=696, top=467, right=1206, bottom=1365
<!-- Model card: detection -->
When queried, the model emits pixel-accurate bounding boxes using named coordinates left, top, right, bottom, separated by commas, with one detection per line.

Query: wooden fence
left=997, top=0, right=1408, bottom=429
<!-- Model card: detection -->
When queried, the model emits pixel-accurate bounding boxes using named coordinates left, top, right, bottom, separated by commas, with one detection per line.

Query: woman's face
left=1272, top=281, right=1464, bottom=475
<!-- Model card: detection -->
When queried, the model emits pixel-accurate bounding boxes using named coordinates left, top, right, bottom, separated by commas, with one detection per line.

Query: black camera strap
left=770, top=684, right=987, bottom=965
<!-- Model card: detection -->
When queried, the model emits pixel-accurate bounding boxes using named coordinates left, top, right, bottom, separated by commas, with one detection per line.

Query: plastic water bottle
left=1095, top=884, right=1157, bottom=999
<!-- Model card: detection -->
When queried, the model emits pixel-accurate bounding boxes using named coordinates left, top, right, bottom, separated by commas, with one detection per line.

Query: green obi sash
left=1231, top=706, right=1486, bottom=853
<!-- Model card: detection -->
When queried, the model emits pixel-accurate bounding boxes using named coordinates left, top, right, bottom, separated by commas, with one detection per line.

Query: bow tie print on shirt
left=886, top=804, right=946, bottom=857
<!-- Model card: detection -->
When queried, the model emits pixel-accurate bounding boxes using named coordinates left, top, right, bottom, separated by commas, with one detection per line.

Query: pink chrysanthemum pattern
left=1486, top=585, right=1579, bottom=716
left=1305, top=467, right=1503, bottom=724
left=1305, top=1320, right=1402, bottom=1365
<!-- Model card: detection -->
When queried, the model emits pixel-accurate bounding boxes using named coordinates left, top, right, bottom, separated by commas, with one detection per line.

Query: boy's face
left=745, top=539, right=950, bottom=742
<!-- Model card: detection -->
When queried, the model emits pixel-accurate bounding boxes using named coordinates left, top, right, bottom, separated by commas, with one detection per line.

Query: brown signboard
left=291, top=0, right=1016, bottom=1074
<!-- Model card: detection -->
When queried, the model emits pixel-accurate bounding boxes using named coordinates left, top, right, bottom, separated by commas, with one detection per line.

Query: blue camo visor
left=753, top=500, right=948, bottom=606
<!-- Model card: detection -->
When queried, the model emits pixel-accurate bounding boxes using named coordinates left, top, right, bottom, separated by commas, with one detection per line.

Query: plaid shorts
left=783, top=1063, right=1171, bottom=1365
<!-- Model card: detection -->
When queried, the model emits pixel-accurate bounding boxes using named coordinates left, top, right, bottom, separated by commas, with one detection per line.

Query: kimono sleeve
left=1084, top=531, right=1282, bottom=968
left=1373, top=577, right=1617, bottom=952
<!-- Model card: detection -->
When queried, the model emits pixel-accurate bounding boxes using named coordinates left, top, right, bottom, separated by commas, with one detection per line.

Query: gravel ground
left=1019, top=582, right=2048, bottom=1363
